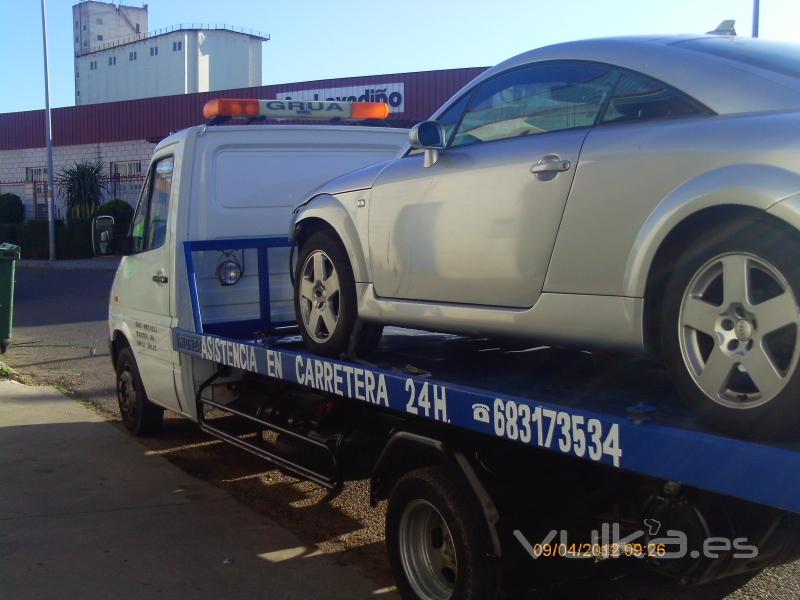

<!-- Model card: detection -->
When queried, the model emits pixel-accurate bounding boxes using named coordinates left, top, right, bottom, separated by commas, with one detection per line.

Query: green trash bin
left=0, top=243, right=21, bottom=354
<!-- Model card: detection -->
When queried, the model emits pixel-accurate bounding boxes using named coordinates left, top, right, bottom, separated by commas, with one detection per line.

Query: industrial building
left=0, top=67, right=486, bottom=220
left=73, top=1, right=267, bottom=105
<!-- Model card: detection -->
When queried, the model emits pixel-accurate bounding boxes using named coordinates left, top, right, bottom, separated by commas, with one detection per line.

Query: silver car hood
left=312, top=159, right=394, bottom=196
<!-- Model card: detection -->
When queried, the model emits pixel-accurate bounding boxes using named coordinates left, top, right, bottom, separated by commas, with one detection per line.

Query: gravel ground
left=5, top=267, right=800, bottom=599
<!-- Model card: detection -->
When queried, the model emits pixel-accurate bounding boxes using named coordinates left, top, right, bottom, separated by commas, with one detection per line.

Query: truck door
left=118, top=154, right=181, bottom=412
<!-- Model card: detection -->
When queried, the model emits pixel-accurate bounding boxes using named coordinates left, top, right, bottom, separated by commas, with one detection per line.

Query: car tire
left=386, top=466, right=499, bottom=600
left=661, top=217, right=800, bottom=439
left=116, top=346, right=164, bottom=436
left=294, top=230, right=380, bottom=357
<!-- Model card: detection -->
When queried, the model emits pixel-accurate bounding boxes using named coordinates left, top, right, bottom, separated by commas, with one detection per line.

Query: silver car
left=291, top=35, right=800, bottom=438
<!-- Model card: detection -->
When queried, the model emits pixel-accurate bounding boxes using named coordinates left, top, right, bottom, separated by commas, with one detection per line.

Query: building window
left=75, top=36, right=79, bottom=43
left=82, top=24, right=86, bottom=31
left=77, top=90, right=80, bottom=97
left=173, top=41, right=182, bottom=51
left=83, top=41, right=88, bottom=47
left=111, top=160, right=143, bottom=177
left=90, top=60, right=97, bottom=70
left=75, top=20, right=78, bottom=28
left=150, top=46, right=158, bottom=56
left=108, top=56, right=116, bottom=66
left=135, top=23, right=140, bottom=33
left=96, top=17, right=103, bottom=24
left=26, top=167, right=48, bottom=182
left=97, top=34, right=103, bottom=41
left=129, top=51, right=137, bottom=61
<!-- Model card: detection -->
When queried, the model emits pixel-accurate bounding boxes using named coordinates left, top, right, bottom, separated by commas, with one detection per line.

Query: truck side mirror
left=92, top=215, right=115, bottom=256
left=409, top=121, right=446, bottom=168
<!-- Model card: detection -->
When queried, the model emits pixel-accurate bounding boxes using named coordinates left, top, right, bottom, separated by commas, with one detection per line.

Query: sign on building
left=275, top=83, right=405, bottom=113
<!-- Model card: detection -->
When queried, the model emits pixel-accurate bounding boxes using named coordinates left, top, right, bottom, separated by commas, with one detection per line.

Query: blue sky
left=1, top=0, right=799, bottom=114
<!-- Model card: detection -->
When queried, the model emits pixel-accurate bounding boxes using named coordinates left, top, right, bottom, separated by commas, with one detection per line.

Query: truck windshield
left=675, top=37, right=800, bottom=79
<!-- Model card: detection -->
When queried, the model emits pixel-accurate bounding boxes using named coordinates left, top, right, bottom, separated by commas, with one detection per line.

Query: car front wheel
left=294, top=230, right=382, bottom=357
left=661, top=218, right=800, bottom=438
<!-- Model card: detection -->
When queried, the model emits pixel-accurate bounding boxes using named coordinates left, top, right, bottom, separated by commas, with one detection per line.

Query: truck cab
left=103, top=116, right=408, bottom=425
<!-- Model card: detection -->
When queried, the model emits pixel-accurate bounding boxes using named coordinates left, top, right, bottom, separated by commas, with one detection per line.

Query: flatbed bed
left=173, top=326, right=800, bottom=514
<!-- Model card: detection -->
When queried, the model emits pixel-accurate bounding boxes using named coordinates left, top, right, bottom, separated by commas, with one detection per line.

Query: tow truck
left=95, top=99, right=800, bottom=600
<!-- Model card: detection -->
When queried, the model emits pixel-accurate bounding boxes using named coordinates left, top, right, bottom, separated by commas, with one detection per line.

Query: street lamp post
left=753, top=0, right=760, bottom=37
left=40, top=0, right=57, bottom=260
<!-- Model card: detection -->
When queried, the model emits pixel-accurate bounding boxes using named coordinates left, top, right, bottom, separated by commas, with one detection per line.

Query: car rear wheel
left=116, top=346, right=163, bottom=436
left=294, top=230, right=382, bottom=357
left=661, top=219, right=800, bottom=438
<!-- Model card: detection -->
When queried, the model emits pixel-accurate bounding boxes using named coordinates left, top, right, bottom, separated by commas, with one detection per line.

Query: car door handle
left=152, top=275, right=168, bottom=284
left=530, top=156, right=571, bottom=174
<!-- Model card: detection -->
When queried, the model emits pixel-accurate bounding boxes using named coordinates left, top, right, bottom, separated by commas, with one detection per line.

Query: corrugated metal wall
left=0, top=67, right=486, bottom=151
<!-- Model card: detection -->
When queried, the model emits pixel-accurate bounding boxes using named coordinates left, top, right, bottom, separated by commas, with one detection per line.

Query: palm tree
left=57, top=160, right=107, bottom=220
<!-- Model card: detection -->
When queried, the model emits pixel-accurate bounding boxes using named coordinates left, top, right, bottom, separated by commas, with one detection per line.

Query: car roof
left=433, top=35, right=800, bottom=118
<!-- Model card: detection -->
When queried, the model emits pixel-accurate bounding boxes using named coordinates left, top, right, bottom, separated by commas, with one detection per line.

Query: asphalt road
left=4, top=266, right=799, bottom=600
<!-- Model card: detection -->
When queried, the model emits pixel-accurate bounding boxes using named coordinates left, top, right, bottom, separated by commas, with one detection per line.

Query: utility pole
left=753, top=0, right=760, bottom=37
left=40, top=0, right=57, bottom=260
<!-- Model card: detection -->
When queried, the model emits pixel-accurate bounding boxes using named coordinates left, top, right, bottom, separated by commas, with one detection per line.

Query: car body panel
left=544, top=110, right=800, bottom=297
left=357, top=286, right=644, bottom=350
left=367, top=128, right=589, bottom=307
left=292, top=192, right=371, bottom=283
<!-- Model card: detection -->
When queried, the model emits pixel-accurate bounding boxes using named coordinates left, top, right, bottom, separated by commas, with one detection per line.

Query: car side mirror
left=92, top=215, right=115, bottom=256
left=409, top=121, right=446, bottom=168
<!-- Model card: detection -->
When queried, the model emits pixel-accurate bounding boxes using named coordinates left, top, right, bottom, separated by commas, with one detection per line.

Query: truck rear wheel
left=116, top=346, right=163, bottom=436
left=386, top=466, right=499, bottom=600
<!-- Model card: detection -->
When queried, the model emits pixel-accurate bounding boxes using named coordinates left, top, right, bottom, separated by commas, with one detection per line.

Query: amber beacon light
left=203, top=98, right=391, bottom=122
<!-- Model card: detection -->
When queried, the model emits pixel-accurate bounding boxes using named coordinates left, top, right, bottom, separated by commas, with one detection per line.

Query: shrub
left=56, top=160, right=107, bottom=220
left=0, top=220, right=94, bottom=259
left=96, top=199, right=134, bottom=231
left=0, top=193, right=24, bottom=224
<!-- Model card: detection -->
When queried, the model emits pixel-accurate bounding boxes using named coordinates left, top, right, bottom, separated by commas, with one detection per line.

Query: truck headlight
left=216, top=252, right=243, bottom=286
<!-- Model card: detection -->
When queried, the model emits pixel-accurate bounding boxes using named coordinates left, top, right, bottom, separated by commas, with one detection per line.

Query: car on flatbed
left=291, top=35, right=800, bottom=439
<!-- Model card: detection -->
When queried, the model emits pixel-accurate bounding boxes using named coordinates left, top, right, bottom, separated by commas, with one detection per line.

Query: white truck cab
left=103, top=108, right=408, bottom=431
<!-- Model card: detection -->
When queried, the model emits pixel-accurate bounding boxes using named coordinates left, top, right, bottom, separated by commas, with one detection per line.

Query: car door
left=368, top=61, right=617, bottom=308
left=118, top=154, right=181, bottom=411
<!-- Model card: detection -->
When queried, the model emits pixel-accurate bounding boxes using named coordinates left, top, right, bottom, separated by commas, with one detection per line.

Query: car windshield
left=675, top=37, right=800, bottom=79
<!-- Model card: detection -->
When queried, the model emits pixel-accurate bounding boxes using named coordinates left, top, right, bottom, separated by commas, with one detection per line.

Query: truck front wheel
left=116, top=346, right=163, bottom=436
left=386, top=466, right=499, bottom=600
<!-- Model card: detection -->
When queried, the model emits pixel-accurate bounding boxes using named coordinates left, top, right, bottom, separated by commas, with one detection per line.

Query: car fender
left=292, top=193, right=370, bottom=283
left=623, top=164, right=800, bottom=298
left=766, top=189, right=800, bottom=232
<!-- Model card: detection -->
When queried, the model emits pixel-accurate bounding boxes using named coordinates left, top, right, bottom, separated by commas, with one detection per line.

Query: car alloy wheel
left=679, top=252, right=800, bottom=410
left=398, top=499, right=458, bottom=600
left=298, top=250, right=341, bottom=344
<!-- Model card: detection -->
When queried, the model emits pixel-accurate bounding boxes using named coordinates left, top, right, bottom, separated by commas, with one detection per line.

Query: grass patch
left=0, top=361, right=28, bottom=383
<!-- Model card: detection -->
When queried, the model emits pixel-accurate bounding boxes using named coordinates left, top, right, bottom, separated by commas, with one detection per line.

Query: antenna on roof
left=706, top=20, right=737, bottom=36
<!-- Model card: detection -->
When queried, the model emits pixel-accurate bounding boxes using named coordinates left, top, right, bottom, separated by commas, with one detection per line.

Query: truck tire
left=294, top=230, right=382, bottom=357
left=661, top=218, right=800, bottom=438
left=116, top=346, right=163, bottom=436
left=386, top=466, right=499, bottom=600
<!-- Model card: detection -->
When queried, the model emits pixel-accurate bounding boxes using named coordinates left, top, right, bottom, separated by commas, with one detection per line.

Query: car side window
left=437, top=93, right=471, bottom=145
left=601, top=71, right=703, bottom=124
left=130, top=156, right=174, bottom=253
left=451, top=62, right=616, bottom=148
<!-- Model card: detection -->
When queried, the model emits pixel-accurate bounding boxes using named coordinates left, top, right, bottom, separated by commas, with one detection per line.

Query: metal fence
left=80, top=23, right=270, bottom=55
left=0, top=175, right=143, bottom=222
